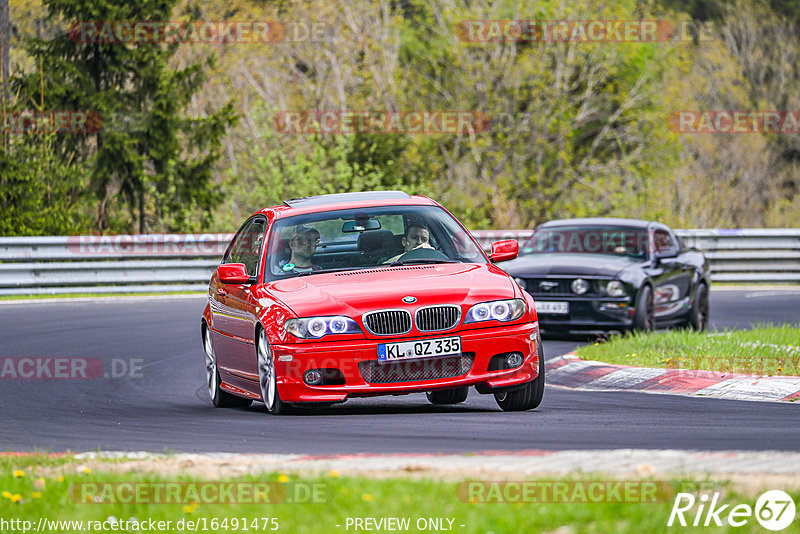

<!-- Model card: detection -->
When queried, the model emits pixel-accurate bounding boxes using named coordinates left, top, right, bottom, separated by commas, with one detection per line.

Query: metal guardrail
left=0, top=229, right=798, bottom=295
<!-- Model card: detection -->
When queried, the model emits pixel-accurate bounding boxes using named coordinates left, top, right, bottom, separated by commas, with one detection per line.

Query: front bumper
left=271, top=322, right=540, bottom=403
left=532, top=295, right=634, bottom=331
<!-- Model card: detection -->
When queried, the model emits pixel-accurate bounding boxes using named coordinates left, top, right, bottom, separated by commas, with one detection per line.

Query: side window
left=230, top=218, right=267, bottom=276
left=222, top=222, right=250, bottom=265
left=653, top=229, right=678, bottom=255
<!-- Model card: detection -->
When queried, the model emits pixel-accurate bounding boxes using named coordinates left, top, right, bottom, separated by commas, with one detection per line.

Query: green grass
left=0, top=291, right=204, bottom=301
left=0, top=456, right=794, bottom=533
left=576, top=325, right=800, bottom=376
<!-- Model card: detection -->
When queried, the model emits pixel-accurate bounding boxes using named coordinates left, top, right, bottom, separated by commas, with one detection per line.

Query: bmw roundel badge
left=402, top=296, right=417, bottom=304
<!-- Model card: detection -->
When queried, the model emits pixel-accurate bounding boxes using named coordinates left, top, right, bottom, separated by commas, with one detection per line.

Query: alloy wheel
left=204, top=327, right=217, bottom=400
left=257, top=331, right=276, bottom=411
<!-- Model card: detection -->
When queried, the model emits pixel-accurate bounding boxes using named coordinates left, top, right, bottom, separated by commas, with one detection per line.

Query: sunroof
left=283, top=191, right=412, bottom=208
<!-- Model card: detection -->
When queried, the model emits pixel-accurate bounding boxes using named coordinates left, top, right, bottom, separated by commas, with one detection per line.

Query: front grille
left=525, top=278, right=572, bottom=295
left=363, top=310, right=412, bottom=335
left=359, top=354, right=474, bottom=384
left=525, top=278, right=601, bottom=295
left=415, top=305, right=461, bottom=332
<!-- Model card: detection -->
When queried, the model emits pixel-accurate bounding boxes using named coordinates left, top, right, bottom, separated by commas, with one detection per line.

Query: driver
left=385, top=224, right=433, bottom=263
left=280, top=226, right=322, bottom=273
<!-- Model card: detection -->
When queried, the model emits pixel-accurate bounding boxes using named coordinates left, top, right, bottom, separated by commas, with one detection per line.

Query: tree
left=0, top=132, right=88, bottom=235
left=1, top=0, right=8, bottom=95
left=14, top=0, right=236, bottom=233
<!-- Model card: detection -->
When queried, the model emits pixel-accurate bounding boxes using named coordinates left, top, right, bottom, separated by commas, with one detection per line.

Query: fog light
left=572, top=278, right=589, bottom=295
left=303, top=369, right=324, bottom=385
left=506, top=352, right=524, bottom=368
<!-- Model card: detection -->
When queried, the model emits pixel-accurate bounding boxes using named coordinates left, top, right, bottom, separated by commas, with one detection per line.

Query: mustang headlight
left=464, top=299, right=525, bottom=324
left=598, top=280, right=627, bottom=297
left=284, top=316, right=361, bottom=339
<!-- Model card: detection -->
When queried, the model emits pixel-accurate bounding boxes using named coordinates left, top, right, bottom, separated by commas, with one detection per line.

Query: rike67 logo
left=668, top=490, right=796, bottom=530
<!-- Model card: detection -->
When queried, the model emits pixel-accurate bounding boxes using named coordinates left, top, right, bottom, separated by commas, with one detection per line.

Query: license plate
left=377, top=336, right=461, bottom=362
left=536, top=301, right=569, bottom=314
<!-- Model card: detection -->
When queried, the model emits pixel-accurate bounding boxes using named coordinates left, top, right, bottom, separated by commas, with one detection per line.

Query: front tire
left=426, top=387, right=469, bottom=405
left=204, top=325, right=252, bottom=408
left=631, top=285, right=655, bottom=332
left=494, top=335, right=545, bottom=411
left=257, top=330, right=290, bottom=415
left=688, top=283, right=709, bottom=331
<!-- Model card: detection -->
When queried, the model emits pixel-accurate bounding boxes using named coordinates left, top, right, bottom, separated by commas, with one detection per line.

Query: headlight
left=598, top=280, right=627, bottom=297
left=284, top=316, right=361, bottom=339
left=464, top=299, right=525, bottom=324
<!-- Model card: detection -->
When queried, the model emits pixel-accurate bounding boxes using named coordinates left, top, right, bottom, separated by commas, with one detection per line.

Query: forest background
left=2, top=0, right=799, bottom=236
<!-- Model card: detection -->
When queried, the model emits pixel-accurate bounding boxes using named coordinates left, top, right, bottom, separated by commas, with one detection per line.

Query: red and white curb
left=546, top=353, right=800, bottom=402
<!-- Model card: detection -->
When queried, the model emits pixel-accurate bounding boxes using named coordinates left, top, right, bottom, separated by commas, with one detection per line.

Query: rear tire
left=688, top=283, right=709, bottom=331
left=204, top=325, right=252, bottom=408
left=494, top=335, right=545, bottom=411
left=426, top=387, right=469, bottom=405
left=631, top=285, right=655, bottom=332
left=257, top=330, right=291, bottom=415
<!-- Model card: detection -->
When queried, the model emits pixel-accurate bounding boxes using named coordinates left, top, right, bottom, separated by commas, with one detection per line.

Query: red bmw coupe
left=201, top=191, right=544, bottom=414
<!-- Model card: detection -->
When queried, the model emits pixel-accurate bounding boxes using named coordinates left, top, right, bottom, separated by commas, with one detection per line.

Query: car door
left=650, top=227, right=692, bottom=320
left=210, top=217, right=267, bottom=386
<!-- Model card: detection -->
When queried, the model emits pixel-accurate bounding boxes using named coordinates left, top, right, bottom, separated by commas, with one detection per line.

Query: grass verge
left=0, top=455, right=793, bottom=533
left=575, top=325, right=800, bottom=376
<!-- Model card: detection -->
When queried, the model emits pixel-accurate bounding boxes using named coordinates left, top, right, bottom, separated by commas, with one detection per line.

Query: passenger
left=385, top=224, right=433, bottom=263
left=280, top=226, right=322, bottom=273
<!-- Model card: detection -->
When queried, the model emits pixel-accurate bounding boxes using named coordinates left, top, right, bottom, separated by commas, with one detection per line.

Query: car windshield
left=520, top=226, right=648, bottom=259
left=265, top=205, right=486, bottom=280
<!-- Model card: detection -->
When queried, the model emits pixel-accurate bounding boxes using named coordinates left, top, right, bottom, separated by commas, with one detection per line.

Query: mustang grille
left=359, top=354, right=474, bottom=384
left=415, top=305, right=461, bottom=332
left=363, top=310, right=412, bottom=335
left=526, top=278, right=575, bottom=295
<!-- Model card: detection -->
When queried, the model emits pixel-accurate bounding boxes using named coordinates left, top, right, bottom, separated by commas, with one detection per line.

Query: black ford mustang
left=499, top=218, right=710, bottom=334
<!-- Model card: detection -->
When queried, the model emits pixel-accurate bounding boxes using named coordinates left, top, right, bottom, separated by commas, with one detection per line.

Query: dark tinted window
left=653, top=229, right=678, bottom=255
left=521, top=226, right=648, bottom=259
left=229, top=218, right=267, bottom=276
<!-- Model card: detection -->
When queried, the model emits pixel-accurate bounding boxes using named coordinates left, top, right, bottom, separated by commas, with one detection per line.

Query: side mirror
left=654, top=248, right=678, bottom=260
left=218, top=263, right=251, bottom=284
left=490, top=240, right=519, bottom=263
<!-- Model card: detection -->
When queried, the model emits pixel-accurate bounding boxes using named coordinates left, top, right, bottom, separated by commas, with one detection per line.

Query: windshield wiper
left=389, top=259, right=460, bottom=267
left=297, top=267, right=364, bottom=276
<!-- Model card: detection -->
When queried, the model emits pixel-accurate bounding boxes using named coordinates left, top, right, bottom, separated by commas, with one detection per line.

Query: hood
left=500, top=253, right=642, bottom=278
left=262, top=263, right=516, bottom=317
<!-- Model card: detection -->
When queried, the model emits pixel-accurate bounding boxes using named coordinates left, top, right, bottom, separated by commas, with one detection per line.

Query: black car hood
left=500, top=253, right=642, bottom=278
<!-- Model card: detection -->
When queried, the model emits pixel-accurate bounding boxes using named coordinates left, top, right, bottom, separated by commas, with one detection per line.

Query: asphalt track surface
left=1, top=289, right=799, bottom=454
